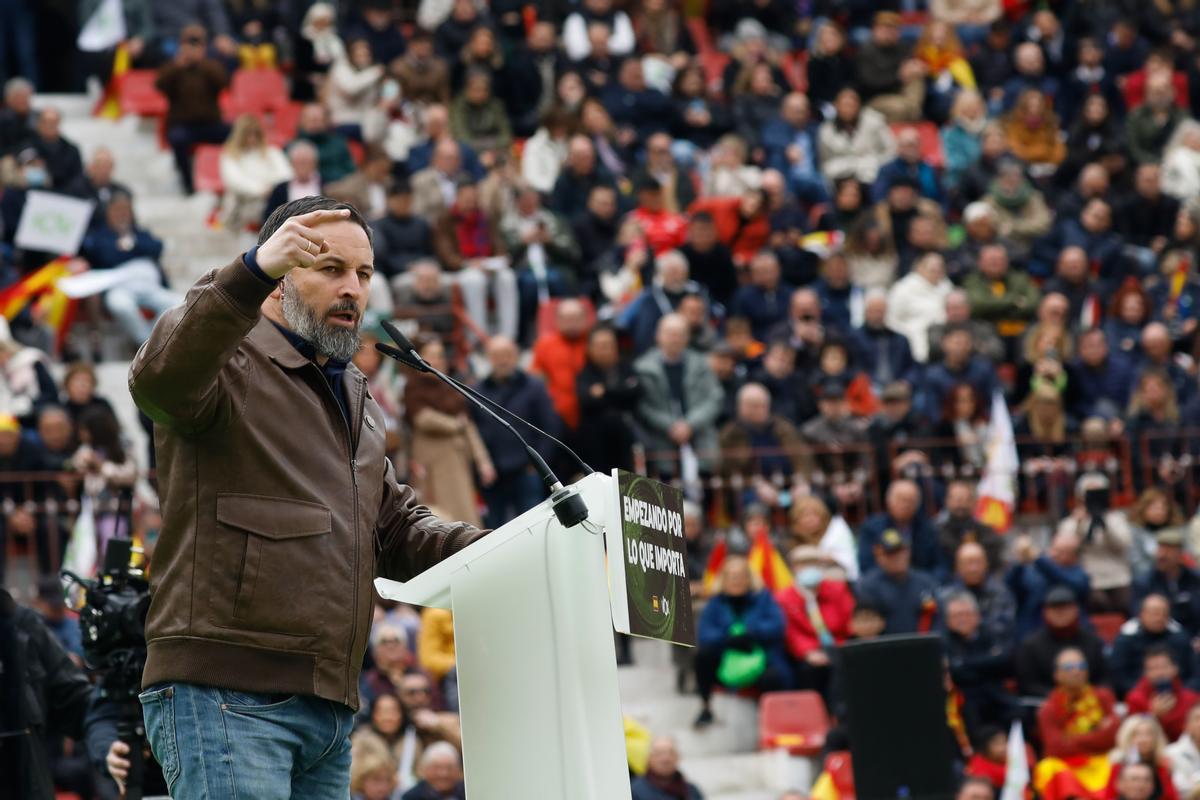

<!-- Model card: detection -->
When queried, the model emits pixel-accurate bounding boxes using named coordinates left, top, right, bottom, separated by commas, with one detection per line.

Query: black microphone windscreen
left=380, top=319, right=418, bottom=354
left=375, top=342, right=427, bottom=371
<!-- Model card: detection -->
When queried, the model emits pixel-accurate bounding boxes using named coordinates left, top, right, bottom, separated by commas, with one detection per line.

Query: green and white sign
left=605, top=469, right=696, bottom=647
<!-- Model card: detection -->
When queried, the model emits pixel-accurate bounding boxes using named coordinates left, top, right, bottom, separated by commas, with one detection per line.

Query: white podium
left=375, top=472, right=631, bottom=800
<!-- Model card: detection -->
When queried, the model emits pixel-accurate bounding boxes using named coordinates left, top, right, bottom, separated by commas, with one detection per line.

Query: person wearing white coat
left=1168, top=710, right=1200, bottom=799
left=1161, top=121, right=1200, bottom=203
left=520, top=112, right=573, bottom=194
left=327, top=40, right=388, bottom=143
left=218, top=115, right=293, bottom=228
left=885, top=252, right=953, bottom=362
left=818, top=88, right=896, bottom=185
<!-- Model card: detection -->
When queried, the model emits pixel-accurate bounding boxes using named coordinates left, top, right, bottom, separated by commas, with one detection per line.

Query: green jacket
left=1126, top=105, right=1187, bottom=165
left=449, top=96, right=513, bottom=154
left=963, top=270, right=1039, bottom=325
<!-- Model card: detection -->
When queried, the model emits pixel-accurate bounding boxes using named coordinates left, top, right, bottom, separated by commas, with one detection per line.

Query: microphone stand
left=375, top=341, right=589, bottom=529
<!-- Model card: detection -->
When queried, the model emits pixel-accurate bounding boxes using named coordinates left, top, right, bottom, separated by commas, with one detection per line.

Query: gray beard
left=280, top=278, right=362, bottom=362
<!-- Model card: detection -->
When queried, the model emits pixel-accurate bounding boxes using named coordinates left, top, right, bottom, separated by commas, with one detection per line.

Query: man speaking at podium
left=127, top=196, right=486, bottom=799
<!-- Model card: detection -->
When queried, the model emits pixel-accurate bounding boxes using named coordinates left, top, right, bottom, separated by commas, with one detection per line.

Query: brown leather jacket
left=129, top=258, right=485, bottom=710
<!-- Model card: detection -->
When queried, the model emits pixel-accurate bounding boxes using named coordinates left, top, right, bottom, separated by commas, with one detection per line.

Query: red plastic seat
left=230, top=68, right=290, bottom=114
left=119, top=69, right=168, bottom=117
left=890, top=121, right=945, bottom=169
left=686, top=17, right=728, bottom=90
left=758, top=690, right=830, bottom=757
left=266, top=102, right=303, bottom=147
left=192, top=144, right=224, bottom=195
left=781, top=51, right=808, bottom=93
left=1091, top=612, right=1127, bottom=645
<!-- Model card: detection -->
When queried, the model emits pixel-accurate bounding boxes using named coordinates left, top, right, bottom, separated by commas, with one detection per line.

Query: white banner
left=77, top=0, right=127, bottom=52
left=13, top=191, right=95, bottom=256
left=57, top=258, right=160, bottom=298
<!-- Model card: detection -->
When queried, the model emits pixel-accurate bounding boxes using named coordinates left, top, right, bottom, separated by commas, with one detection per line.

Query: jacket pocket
left=209, top=493, right=332, bottom=636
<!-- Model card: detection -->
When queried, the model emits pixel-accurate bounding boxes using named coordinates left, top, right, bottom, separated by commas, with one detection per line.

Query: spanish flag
left=702, top=523, right=793, bottom=593
left=0, top=259, right=77, bottom=353
left=94, top=42, right=130, bottom=120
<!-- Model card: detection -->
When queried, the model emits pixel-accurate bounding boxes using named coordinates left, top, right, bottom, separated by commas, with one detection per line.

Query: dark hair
left=1144, top=644, right=1177, bottom=666
left=691, top=211, right=715, bottom=225
left=943, top=382, right=986, bottom=423
left=258, top=195, right=373, bottom=248
left=78, top=407, right=127, bottom=465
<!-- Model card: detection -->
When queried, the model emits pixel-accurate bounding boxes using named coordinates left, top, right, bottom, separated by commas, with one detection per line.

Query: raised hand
left=256, top=209, right=350, bottom=280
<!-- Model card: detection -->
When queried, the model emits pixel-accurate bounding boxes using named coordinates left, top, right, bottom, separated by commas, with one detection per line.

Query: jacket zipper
left=312, top=366, right=367, bottom=706
left=344, top=377, right=367, bottom=705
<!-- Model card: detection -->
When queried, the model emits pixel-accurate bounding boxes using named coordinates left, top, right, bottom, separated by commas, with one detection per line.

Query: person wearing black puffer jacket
left=0, top=586, right=92, bottom=800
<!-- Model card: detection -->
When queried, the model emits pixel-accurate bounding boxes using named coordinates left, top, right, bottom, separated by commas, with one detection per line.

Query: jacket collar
left=251, top=318, right=312, bottom=369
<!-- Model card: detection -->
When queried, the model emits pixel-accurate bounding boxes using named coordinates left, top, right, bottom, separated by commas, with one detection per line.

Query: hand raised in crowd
left=1014, top=534, right=1037, bottom=564
left=255, top=209, right=350, bottom=279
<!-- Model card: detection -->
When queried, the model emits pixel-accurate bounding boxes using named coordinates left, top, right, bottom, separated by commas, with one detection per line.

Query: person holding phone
left=1125, top=646, right=1200, bottom=741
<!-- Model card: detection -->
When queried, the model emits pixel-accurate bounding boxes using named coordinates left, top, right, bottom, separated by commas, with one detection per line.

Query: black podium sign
left=605, top=469, right=696, bottom=646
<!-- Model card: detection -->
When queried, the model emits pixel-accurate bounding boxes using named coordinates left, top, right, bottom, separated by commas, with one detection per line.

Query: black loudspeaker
left=838, top=634, right=956, bottom=800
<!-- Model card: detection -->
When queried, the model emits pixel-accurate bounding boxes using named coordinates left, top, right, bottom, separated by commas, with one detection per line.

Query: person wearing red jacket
left=688, top=187, right=771, bottom=267
left=529, top=298, right=591, bottom=430
left=774, top=545, right=855, bottom=696
left=627, top=177, right=688, bottom=256
left=1125, top=646, right=1200, bottom=741
left=1035, top=647, right=1121, bottom=800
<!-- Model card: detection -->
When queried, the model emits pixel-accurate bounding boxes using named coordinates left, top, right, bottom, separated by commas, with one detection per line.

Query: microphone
left=379, top=321, right=593, bottom=476
left=375, top=325, right=589, bottom=529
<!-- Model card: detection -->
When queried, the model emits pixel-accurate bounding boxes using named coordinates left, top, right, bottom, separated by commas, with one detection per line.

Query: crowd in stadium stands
left=22, top=0, right=1200, bottom=796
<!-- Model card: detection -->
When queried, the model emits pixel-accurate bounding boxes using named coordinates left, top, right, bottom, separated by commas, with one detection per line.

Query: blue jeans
left=139, top=683, right=354, bottom=800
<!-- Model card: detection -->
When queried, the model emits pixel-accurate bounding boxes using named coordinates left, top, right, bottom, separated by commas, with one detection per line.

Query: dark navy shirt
left=242, top=247, right=351, bottom=424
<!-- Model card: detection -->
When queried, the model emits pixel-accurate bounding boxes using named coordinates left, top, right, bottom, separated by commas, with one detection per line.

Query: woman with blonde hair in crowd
left=693, top=554, right=790, bottom=728
left=349, top=736, right=401, bottom=800
left=218, top=114, right=292, bottom=228
left=1107, top=715, right=1177, bottom=800
left=1004, top=89, right=1065, bottom=168
left=1127, top=486, right=1184, bottom=578
left=787, top=494, right=858, bottom=581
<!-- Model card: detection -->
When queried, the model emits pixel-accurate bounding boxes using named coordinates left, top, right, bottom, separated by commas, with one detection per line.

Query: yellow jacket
left=417, top=607, right=456, bottom=680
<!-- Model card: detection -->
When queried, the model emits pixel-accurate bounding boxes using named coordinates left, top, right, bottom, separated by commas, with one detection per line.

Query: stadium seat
left=890, top=122, right=945, bottom=168
left=781, top=51, right=808, bottom=93
left=758, top=690, right=830, bottom=756
left=230, top=68, right=290, bottom=114
left=266, top=102, right=303, bottom=147
left=686, top=17, right=728, bottom=90
left=1091, top=612, right=1127, bottom=645
left=192, top=144, right=224, bottom=195
left=119, top=69, right=168, bottom=118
